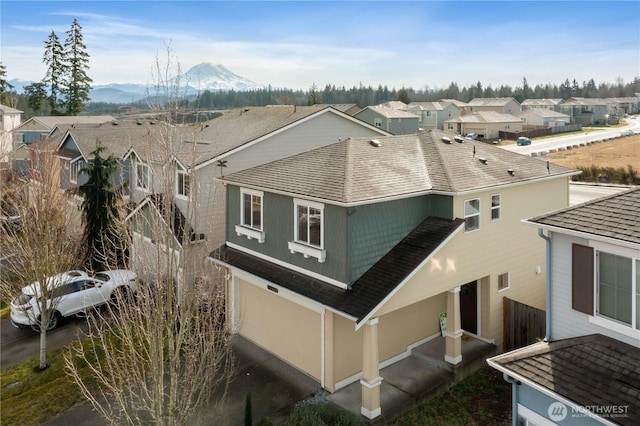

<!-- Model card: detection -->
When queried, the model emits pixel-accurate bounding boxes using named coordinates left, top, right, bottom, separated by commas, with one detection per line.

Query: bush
left=283, top=403, right=364, bottom=426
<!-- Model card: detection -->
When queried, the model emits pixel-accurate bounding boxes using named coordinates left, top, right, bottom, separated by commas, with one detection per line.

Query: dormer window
left=235, top=188, right=265, bottom=243
left=288, top=198, right=325, bottom=262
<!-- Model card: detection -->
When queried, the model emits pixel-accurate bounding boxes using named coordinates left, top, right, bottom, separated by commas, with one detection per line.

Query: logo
left=548, top=402, right=568, bottom=421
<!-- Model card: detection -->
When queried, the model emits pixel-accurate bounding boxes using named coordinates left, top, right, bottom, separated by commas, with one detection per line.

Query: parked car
left=10, top=269, right=138, bottom=331
left=465, top=133, right=479, bottom=140
left=620, top=129, right=635, bottom=136
left=516, top=136, right=532, bottom=146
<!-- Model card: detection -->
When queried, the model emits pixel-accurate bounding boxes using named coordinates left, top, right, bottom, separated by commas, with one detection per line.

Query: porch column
left=360, top=318, right=382, bottom=419
left=445, top=286, right=463, bottom=365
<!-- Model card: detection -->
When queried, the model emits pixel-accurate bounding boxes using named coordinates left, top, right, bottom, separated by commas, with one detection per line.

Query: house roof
left=517, top=109, right=570, bottom=119
left=17, top=115, right=115, bottom=131
left=439, top=99, right=468, bottom=108
left=221, top=130, right=577, bottom=204
left=488, top=334, right=640, bottom=426
left=356, top=105, right=418, bottom=119
left=187, top=105, right=385, bottom=166
left=467, top=97, right=519, bottom=107
left=527, top=186, right=640, bottom=246
left=521, top=98, right=564, bottom=106
left=447, top=111, right=522, bottom=124
left=0, top=104, right=23, bottom=114
left=407, top=101, right=457, bottom=112
left=213, top=216, right=464, bottom=324
left=562, top=97, right=607, bottom=106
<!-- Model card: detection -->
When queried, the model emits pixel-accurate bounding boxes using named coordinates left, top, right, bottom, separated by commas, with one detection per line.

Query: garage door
left=239, top=279, right=322, bottom=380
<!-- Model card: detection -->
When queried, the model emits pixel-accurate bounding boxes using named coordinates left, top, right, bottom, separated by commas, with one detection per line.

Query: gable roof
left=521, top=98, right=564, bottom=106
left=447, top=111, right=522, bottom=124
left=487, top=334, right=640, bottom=426
left=0, top=104, right=23, bottom=114
left=221, top=130, right=578, bottom=205
left=517, top=109, right=570, bottom=119
left=16, top=115, right=115, bottom=131
left=213, top=216, right=464, bottom=326
left=407, top=101, right=459, bottom=112
left=355, top=105, right=417, bottom=119
left=526, top=186, right=640, bottom=246
left=186, top=105, right=387, bottom=168
left=467, top=97, right=519, bottom=107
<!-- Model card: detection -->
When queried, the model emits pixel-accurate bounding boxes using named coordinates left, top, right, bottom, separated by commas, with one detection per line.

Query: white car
left=10, top=269, right=138, bottom=331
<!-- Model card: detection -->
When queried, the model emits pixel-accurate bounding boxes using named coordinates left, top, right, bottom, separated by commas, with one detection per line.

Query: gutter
left=537, top=228, right=551, bottom=342
left=502, top=373, right=520, bottom=426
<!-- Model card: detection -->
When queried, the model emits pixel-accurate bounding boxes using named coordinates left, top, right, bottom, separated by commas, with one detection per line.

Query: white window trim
left=498, top=272, right=510, bottom=292
left=589, top=241, right=639, bottom=335
left=70, top=158, right=83, bottom=184
left=491, top=193, right=501, bottom=221
left=517, top=404, right=558, bottom=426
left=464, top=198, right=481, bottom=233
left=175, top=167, right=190, bottom=200
left=290, top=198, right=326, bottom=262
left=136, top=161, right=150, bottom=192
left=236, top=188, right=265, bottom=243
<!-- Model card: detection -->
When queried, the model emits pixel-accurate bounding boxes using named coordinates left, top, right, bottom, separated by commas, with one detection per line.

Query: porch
left=327, top=334, right=497, bottom=423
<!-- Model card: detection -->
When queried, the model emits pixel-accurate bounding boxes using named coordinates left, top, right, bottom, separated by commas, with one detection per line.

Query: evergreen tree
left=24, top=82, right=49, bottom=115
left=0, top=62, right=15, bottom=105
left=43, top=30, right=66, bottom=114
left=307, top=83, right=321, bottom=105
left=63, top=19, right=92, bottom=115
left=395, top=87, right=411, bottom=104
left=80, top=146, right=126, bottom=271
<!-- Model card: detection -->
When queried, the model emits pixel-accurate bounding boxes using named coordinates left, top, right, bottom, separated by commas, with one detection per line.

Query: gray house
left=556, top=98, right=608, bottom=125
left=488, top=187, right=640, bottom=426
left=353, top=105, right=419, bottom=134
left=517, top=108, right=572, bottom=127
left=406, top=101, right=461, bottom=130
left=466, top=98, right=521, bottom=115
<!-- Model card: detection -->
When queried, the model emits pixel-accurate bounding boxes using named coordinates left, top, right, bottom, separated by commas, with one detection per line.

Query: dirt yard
left=543, top=134, right=640, bottom=169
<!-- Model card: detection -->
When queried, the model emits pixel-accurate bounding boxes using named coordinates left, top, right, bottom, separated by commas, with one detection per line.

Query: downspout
left=503, top=373, right=520, bottom=426
left=538, top=228, right=551, bottom=342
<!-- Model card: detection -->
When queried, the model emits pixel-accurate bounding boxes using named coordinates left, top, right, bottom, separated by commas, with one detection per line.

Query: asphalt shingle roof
left=448, top=111, right=522, bottom=123
left=222, top=130, right=578, bottom=203
left=528, top=186, right=640, bottom=246
left=489, top=334, right=640, bottom=426
left=214, top=216, right=464, bottom=323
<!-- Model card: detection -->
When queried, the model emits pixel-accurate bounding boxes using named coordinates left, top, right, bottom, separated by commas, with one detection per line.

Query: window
left=70, top=159, right=84, bottom=184
left=287, top=199, right=325, bottom=262
left=491, top=194, right=501, bottom=221
left=498, top=272, right=510, bottom=292
left=136, top=161, right=150, bottom=191
left=176, top=168, right=190, bottom=198
left=597, top=251, right=637, bottom=328
left=374, top=118, right=382, bottom=128
left=464, top=199, right=480, bottom=232
left=235, top=188, right=265, bottom=243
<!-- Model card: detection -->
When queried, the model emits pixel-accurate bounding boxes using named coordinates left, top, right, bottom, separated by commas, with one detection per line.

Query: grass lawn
left=543, top=133, right=640, bottom=170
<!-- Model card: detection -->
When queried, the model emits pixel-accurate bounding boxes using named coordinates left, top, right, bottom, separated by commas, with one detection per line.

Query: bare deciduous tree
left=64, top=47, right=234, bottom=425
left=0, top=145, right=85, bottom=370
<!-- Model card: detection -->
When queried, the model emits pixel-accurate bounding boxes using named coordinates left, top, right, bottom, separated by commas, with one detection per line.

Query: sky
left=1, top=1, right=639, bottom=91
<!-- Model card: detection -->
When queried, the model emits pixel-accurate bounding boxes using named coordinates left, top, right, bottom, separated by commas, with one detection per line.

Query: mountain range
left=8, top=62, right=264, bottom=104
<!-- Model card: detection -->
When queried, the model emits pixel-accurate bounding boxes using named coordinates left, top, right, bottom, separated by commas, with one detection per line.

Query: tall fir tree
left=63, top=19, right=92, bottom=115
left=43, top=30, right=66, bottom=114
left=0, top=62, right=15, bottom=105
left=80, top=146, right=126, bottom=271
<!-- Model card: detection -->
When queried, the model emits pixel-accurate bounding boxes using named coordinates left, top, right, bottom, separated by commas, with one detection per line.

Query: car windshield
left=93, top=273, right=111, bottom=282
left=14, top=292, right=32, bottom=305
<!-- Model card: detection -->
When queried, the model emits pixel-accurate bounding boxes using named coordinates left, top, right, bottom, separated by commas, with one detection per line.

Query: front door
left=460, top=280, right=478, bottom=334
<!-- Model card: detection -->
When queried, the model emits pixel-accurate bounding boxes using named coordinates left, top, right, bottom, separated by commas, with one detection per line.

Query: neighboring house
left=0, top=104, right=22, bottom=164
left=444, top=111, right=523, bottom=139
left=125, top=105, right=391, bottom=285
left=517, top=108, right=572, bottom=127
left=488, top=187, right=640, bottom=426
left=440, top=99, right=469, bottom=114
left=14, top=115, right=115, bottom=145
left=521, top=98, right=564, bottom=111
left=466, top=97, right=521, bottom=115
left=211, top=129, right=578, bottom=419
left=556, top=98, right=608, bottom=125
left=604, top=97, right=639, bottom=116
left=406, top=101, right=461, bottom=130
left=353, top=105, right=420, bottom=134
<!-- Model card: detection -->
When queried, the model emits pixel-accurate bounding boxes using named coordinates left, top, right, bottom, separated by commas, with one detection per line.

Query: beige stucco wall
left=374, top=177, right=570, bottom=347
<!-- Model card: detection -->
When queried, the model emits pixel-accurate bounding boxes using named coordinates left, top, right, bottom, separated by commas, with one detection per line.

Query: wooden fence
left=503, top=297, right=546, bottom=351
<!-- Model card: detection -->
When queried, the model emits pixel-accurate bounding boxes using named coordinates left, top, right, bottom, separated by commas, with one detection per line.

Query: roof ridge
left=343, top=139, right=353, bottom=202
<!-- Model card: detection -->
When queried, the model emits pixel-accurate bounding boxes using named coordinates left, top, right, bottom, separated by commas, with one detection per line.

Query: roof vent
left=479, top=157, right=488, bottom=164
left=508, top=168, right=515, bottom=176
left=370, top=139, right=382, bottom=147
left=454, top=135, right=464, bottom=143
left=112, top=121, right=119, bottom=125
left=441, top=136, right=452, bottom=144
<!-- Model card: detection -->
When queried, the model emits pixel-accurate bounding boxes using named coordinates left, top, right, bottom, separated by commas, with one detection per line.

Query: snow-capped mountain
left=185, top=63, right=262, bottom=91
left=8, top=63, right=263, bottom=104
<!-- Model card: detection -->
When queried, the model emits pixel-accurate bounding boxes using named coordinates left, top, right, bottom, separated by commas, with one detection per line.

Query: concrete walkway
left=45, top=334, right=496, bottom=425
